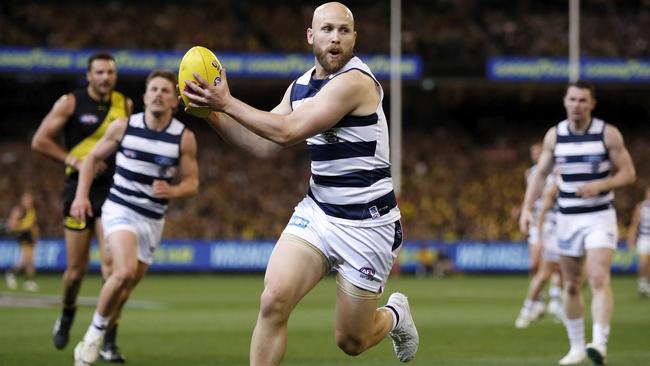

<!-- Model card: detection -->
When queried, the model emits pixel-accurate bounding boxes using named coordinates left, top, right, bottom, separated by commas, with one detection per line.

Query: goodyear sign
left=0, top=47, right=421, bottom=80
left=488, top=57, right=650, bottom=82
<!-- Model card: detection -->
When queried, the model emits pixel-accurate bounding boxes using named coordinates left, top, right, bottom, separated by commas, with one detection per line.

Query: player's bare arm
left=627, top=203, right=642, bottom=249
left=520, top=127, right=557, bottom=233
left=70, top=118, right=128, bottom=221
left=203, top=84, right=293, bottom=158
left=186, top=68, right=377, bottom=146
left=576, top=124, right=636, bottom=198
left=31, top=94, right=78, bottom=168
left=152, top=130, right=199, bottom=199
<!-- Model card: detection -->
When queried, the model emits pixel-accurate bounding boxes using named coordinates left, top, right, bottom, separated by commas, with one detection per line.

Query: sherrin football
left=178, top=46, right=222, bottom=118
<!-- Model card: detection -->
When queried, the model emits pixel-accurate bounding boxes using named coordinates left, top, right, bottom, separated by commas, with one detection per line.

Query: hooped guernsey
left=289, top=56, right=400, bottom=227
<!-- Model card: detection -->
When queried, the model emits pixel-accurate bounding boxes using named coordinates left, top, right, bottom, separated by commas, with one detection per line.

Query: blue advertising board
left=0, top=239, right=638, bottom=274
left=0, top=47, right=421, bottom=80
left=487, top=57, right=650, bottom=82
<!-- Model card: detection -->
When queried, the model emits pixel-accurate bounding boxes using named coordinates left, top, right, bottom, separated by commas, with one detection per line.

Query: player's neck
left=87, top=86, right=110, bottom=103
left=145, top=110, right=172, bottom=131
left=568, top=117, right=591, bottom=134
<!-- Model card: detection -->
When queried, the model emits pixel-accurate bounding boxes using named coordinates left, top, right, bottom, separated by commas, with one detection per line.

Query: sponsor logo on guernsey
left=288, top=215, right=310, bottom=228
left=359, top=266, right=376, bottom=281
left=123, top=149, right=137, bottom=159
left=79, top=114, right=99, bottom=125
left=369, top=206, right=380, bottom=219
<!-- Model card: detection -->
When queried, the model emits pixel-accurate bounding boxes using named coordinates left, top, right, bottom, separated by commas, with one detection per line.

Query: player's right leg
left=53, top=227, right=93, bottom=350
left=75, top=230, right=141, bottom=366
left=250, top=234, right=327, bottom=366
left=638, top=253, right=650, bottom=297
left=515, top=261, right=552, bottom=328
left=558, top=255, right=586, bottom=365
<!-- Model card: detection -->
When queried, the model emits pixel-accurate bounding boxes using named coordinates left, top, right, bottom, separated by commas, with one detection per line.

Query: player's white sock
left=523, top=298, right=533, bottom=309
left=549, top=284, right=562, bottom=299
left=564, top=317, right=585, bottom=351
left=592, top=322, right=610, bottom=347
left=639, top=277, right=649, bottom=289
left=85, top=311, right=109, bottom=340
left=382, top=303, right=402, bottom=331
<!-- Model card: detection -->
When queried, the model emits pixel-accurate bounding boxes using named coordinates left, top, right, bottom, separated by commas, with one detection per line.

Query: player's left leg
left=585, top=247, right=614, bottom=365
left=638, top=253, right=650, bottom=297
left=21, top=243, right=38, bottom=291
left=335, top=275, right=418, bottom=362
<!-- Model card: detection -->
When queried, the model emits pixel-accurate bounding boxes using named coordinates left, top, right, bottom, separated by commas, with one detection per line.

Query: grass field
left=0, top=274, right=648, bottom=366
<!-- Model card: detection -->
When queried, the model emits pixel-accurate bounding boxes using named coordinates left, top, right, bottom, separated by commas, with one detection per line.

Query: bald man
left=183, top=2, right=419, bottom=364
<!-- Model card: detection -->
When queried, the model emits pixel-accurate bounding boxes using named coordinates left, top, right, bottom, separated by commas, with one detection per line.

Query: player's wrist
left=64, top=154, right=79, bottom=168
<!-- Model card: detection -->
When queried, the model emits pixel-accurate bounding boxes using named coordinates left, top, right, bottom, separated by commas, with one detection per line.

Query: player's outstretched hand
left=70, top=196, right=92, bottom=222
left=519, top=208, right=532, bottom=235
left=183, top=68, right=231, bottom=113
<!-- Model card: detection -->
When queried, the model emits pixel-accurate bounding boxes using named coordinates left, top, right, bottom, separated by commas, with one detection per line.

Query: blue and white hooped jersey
left=108, top=112, right=185, bottom=219
left=639, top=200, right=650, bottom=238
left=554, top=118, right=613, bottom=214
left=290, top=56, right=400, bottom=227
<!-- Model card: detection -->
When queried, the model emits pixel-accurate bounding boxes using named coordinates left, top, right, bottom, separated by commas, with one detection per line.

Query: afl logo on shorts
left=80, top=114, right=99, bottom=125
left=359, top=267, right=376, bottom=281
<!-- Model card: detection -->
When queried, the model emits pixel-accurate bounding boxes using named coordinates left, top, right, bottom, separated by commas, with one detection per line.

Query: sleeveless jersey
left=64, top=88, right=129, bottom=177
left=554, top=118, right=613, bottom=214
left=107, top=113, right=185, bottom=219
left=289, top=56, right=400, bottom=227
left=16, top=206, right=36, bottom=232
left=639, top=200, right=650, bottom=238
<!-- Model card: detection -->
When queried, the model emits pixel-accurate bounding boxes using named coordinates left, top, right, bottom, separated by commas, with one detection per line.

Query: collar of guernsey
left=65, top=91, right=127, bottom=175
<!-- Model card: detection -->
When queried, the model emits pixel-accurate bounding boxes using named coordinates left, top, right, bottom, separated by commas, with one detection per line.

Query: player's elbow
left=31, top=134, right=46, bottom=153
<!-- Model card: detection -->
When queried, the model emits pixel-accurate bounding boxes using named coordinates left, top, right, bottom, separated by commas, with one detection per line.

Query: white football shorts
left=556, top=208, right=618, bottom=257
left=101, top=199, right=165, bottom=265
left=282, top=196, right=403, bottom=294
left=637, top=235, right=650, bottom=255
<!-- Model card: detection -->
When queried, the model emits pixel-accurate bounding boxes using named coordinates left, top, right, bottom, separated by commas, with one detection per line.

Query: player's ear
left=307, top=27, right=314, bottom=45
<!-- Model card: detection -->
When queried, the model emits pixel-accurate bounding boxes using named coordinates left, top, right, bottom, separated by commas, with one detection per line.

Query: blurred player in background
left=70, top=70, right=198, bottom=366
left=184, top=2, right=419, bottom=364
left=515, top=175, right=563, bottom=328
left=32, top=52, right=133, bottom=361
left=627, top=186, right=650, bottom=297
left=520, top=81, right=636, bottom=365
left=4, top=192, right=39, bottom=292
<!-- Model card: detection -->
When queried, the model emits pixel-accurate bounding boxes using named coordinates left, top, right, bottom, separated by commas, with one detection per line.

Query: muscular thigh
left=263, top=234, right=328, bottom=304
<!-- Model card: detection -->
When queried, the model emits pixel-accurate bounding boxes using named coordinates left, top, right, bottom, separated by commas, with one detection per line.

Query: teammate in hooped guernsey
left=183, top=2, right=418, bottom=365
left=70, top=69, right=198, bottom=366
left=520, top=81, right=635, bottom=365
left=627, top=187, right=650, bottom=297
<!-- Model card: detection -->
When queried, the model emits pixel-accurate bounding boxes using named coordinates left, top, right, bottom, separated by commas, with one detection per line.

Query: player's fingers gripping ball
left=178, top=46, right=222, bottom=118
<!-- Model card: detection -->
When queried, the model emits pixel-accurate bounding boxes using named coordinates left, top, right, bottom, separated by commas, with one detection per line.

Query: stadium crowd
left=1, top=124, right=647, bottom=241
left=1, top=0, right=649, bottom=241
left=1, top=0, right=649, bottom=75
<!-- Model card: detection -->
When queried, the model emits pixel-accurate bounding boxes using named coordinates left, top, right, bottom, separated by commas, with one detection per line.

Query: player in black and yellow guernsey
left=32, top=53, right=133, bottom=363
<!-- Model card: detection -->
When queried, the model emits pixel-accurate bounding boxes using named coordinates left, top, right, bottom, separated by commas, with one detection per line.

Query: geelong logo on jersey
left=108, top=113, right=184, bottom=219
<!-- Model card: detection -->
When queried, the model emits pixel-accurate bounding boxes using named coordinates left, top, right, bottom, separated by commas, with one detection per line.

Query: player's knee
left=564, top=280, right=581, bottom=297
left=587, top=272, right=609, bottom=290
left=64, top=266, right=87, bottom=284
left=335, top=332, right=365, bottom=356
left=112, top=267, right=138, bottom=288
left=259, top=287, right=292, bottom=320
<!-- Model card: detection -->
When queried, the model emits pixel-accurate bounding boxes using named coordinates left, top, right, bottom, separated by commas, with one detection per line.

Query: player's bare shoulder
left=328, top=69, right=379, bottom=115
left=603, top=122, right=625, bottom=148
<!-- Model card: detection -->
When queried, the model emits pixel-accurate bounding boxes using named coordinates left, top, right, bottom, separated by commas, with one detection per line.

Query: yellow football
left=178, top=46, right=222, bottom=118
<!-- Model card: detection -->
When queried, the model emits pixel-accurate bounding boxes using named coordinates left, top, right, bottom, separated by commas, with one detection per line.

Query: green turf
left=0, top=274, right=648, bottom=365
